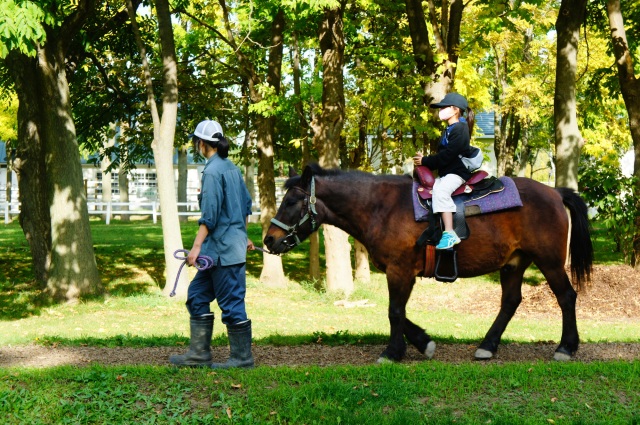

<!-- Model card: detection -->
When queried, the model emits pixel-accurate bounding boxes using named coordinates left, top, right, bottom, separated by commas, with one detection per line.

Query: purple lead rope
left=170, top=249, right=215, bottom=297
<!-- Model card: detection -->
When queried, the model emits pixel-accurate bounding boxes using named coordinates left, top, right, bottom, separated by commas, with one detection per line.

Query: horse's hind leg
left=404, top=318, right=436, bottom=359
left=537, top=264, right=579, bottom=361
left=476, top=255, right=532, bottom=360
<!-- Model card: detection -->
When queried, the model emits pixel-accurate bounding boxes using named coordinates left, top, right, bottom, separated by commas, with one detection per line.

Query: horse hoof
left=377, top=356, right=394, bottom=364
left=474, top=348, right=493, bottom=360
left=424, top=341, right=436, bottom=359
left=553, top=351, right=572, bottom=361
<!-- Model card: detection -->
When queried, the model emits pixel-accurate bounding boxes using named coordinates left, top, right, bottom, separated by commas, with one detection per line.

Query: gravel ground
left=2, top=342, right=639, bottom=369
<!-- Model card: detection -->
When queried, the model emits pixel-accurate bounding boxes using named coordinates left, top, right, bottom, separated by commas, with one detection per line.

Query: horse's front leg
left=404, top=318, right=436, bottom=359
left=378, top=272, right=414, bottom=363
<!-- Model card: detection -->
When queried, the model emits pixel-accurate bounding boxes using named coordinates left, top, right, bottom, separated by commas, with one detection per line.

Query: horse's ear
left=288, top=166, right=299, bottom=178
left=300, top=164, right=314, bottom=187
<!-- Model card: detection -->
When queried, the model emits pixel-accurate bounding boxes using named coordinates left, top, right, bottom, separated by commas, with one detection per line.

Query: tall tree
left=404, top=0, right=466, bottom=151
left=311, top=4, right=354, bottom=295
left=2, top=0, right=102, bottom=300
left=554, top=0, right=588, bottom=190
left=217, top=0, right=288, bottom=287
left=605, top=0, right=640, bottom=267
left=126, top=0, right=188, bottom=296
left=291, top=26, right=321, bottom=281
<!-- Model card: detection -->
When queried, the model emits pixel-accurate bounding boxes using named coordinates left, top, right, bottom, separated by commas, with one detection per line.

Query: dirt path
left=2, top=342, right=640, bottom=369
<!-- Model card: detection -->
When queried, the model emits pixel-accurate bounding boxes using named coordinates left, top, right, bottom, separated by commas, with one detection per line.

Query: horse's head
left=264, top=165, right=322, bottom=254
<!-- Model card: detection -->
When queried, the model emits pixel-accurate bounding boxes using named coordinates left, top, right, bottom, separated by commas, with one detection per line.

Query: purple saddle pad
left=412, top=177, right=522, bottom=222
left=463, top=176, right=522, bottom=216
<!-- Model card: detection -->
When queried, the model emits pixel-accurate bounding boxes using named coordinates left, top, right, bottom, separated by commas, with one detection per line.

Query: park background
left=1, top=0, right=640, bottom=423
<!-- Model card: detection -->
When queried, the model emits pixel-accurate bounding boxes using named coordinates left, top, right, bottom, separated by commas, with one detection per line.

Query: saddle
left=414, top=165, right=492, bottom=200
left=412, top=165, right=507, bottom=283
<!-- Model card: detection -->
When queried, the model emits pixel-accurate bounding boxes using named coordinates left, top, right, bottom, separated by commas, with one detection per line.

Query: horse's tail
left=557, top=187, right=593, bottom=291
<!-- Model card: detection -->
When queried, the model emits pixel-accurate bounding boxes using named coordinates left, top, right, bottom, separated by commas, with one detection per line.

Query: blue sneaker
left=436, top=231, right=461, bottom=250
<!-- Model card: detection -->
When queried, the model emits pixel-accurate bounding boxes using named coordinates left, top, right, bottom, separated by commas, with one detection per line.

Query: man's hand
left=187, top=245, right=202, bottom=266
left=247, top=239, right=255, bottom=251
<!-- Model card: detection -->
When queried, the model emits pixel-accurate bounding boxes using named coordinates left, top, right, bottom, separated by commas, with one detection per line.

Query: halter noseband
left=270, top=176, right=319, bottom=249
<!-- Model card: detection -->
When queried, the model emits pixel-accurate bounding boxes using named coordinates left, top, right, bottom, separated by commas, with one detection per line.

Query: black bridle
left=270, top=176, right=319, bottom=250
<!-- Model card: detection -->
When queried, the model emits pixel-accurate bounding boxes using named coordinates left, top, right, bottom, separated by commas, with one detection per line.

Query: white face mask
left=438, top=106, right=456, bottom=121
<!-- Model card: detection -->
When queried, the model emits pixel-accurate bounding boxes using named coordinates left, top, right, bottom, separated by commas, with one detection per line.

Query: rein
left=170, top=249, right=215, bottom=297
left=270, top=175, right=319, bottom=250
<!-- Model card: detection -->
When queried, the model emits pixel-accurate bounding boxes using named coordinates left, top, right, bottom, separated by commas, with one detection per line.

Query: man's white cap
left=189, top=120, right=223, bottom=142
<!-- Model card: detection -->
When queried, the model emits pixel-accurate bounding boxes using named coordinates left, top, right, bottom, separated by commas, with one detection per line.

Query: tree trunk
left=118, top=143, right=130, bottom=221
left=293, top=29, right=320, bottom=282
left=7, top=53, right=52, bottom=286
left=7, top=40, right=103, bottom=300
left=177, top=145, right=188, bottom=224
left=553, top=0, right=587, bottom=190
left=5, top=164, right=11, bottom=215
left=155, top=0, right=188, bottom=296
left=127, top=0, right=188, bottom=296
left=258, top=8, right=287, bottom=287
left=218, top=0, right=287, bottom=286
left=243, top=130, right=257, bottom=210
left=256, top=114, right=287, bottom=287
left=354, top=240, right=370, bottom=283
left=404, top=0, right=463, bottom=153
left=312, top=6, right=354, bottom=296
left=492, top=35, right=527, bottom=178
left=101, top=123, right=116, bottom=220
left=606, top=0, right=640, bottom=267
left=504, top=116, right=522, bottom=177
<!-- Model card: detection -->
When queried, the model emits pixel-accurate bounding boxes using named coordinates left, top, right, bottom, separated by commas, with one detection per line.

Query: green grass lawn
left=1, top=220, right=636, bottom=345
left=1, top=219, right=639, bottom=424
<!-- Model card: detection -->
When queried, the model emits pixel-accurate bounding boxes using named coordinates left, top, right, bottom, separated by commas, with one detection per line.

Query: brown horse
left=264, top=164, right=593, bottom=362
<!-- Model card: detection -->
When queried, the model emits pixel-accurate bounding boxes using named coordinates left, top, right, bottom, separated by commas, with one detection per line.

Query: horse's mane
left=284, top=163, right=410, bottom=189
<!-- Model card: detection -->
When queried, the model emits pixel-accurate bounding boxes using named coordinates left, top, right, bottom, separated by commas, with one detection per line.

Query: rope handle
left=170, top=249, right=215, bottom=297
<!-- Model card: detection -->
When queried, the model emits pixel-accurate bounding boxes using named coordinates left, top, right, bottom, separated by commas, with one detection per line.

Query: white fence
left=1, top=200, right=20, bottom=224
left=1, top=201, right=202, bottom=225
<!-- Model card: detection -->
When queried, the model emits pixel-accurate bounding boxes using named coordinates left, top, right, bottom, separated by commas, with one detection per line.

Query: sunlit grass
left=1, top=219, right=636, bottom=347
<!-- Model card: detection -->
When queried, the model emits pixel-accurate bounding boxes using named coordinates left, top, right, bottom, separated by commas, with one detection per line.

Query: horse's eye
left=284, top=198, right=299, bottom=207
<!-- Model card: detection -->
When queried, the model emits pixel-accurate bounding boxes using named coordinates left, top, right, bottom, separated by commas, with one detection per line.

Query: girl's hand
left=413, top=152, right=424, bottom=166
left=247, top=239, right=255, bottom=251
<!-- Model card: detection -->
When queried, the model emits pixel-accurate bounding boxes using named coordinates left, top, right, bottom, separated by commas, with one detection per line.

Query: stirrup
left=435, top=248, right=458, bottom=282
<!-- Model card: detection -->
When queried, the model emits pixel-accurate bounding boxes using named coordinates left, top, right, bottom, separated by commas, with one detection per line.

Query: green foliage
left=0, top=0, right=49, bottom=58
left=247, top=83, right=279, bottom=117
left=579, top=155, right=637, bottom=263
left=0, top=93, right=17, bottom=143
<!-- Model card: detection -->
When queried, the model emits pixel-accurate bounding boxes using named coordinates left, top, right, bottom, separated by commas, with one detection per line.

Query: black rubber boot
left=210, top=320, right=254, bottom=369
left=169, top=314, right=213, bottom=367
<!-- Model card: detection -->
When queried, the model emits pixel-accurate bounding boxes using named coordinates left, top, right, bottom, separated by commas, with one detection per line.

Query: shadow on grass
left=1, top=221, right=168, bottom=320
left=0, top=279, right=45, bottom=320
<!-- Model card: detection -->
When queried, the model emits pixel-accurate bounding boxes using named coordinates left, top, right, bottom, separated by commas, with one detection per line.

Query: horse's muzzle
left=263, top=234, right=295, bottom=254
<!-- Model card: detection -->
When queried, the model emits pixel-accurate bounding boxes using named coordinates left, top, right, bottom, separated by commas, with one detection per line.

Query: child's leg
left=441, top=211, right=454, bottom=232
left=433, top=174, right=465, bottom=249
left=432, top=174, right=465, bottom=223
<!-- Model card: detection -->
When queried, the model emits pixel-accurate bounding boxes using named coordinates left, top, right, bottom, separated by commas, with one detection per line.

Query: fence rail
left=1, top=200, right=20, bottom=224
left=1, top=201, right=203, bottom=225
